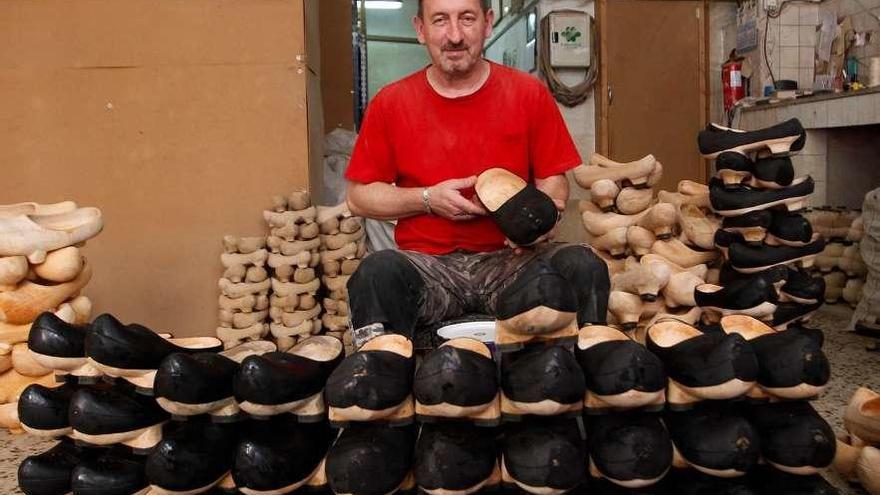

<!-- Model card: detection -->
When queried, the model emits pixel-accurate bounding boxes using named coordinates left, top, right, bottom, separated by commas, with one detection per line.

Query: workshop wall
left=0, top=0, right=311, bottom=337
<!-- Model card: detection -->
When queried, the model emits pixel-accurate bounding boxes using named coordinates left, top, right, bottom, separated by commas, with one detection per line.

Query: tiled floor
left=0, top=305, right=877, bottom=494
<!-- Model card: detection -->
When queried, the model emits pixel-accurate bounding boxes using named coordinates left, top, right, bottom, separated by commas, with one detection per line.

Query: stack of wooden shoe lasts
left=574, top=154, right=712, bottom=337
left=317, top=202, right=365, bottom=355
left=216, top=235, right=270, bottom=349
left=264, top=191, right=323, bottom=352
left=0, top=201, right=101, bottom=433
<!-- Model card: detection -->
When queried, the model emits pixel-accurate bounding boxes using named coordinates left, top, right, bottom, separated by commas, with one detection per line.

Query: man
left=345, top=0, right=609, bottom=348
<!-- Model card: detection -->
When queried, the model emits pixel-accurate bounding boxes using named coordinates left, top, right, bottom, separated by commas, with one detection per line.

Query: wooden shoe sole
left=495, top=316, right=578, bottom=352
left=500, top=393, right=582, bottom=419
left=702, top=135, right=801, bottom=160
left=72, top=422, right=166, bottom=452
left=666, top=378, right=755, bottom=409
left=421, top=463, right=500, bottom=495
left=671, top=444, right=747, bottom=478
left=150, top=471, right=233, bottom=495
left=0, top=261, right=92, bottom=325
left=587, top=458, right=667, bottom=490
left=584, top=388, right=665, bottom=413
left=501, top=457, right=570, bottom=495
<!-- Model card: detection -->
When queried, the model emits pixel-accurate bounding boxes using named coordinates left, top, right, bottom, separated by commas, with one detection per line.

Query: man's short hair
left=418, top=0, right=491, bottom=18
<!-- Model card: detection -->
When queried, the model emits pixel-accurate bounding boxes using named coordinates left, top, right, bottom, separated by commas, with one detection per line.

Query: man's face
left=414, top=0, right=494, bottom=78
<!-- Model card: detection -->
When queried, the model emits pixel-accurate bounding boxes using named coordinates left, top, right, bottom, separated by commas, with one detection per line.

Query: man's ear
left=484, top=9, right=495, bottom=38
left=413, top=15, right=426, bottom=44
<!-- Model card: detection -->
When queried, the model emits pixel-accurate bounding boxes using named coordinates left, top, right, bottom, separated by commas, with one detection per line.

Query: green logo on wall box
left=561, top=26, right=582, bottom=44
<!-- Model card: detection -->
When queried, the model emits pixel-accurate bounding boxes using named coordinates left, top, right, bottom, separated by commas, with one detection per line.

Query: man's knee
left=550, top=245, right=607, bottom=278
left=348, top=250, right=421, bottom=291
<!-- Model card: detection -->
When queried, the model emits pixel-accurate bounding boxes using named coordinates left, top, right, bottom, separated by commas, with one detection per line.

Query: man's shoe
left=414, top=422, right=500, bottom=495
left=728, top=237, right=825, bottom=273
left=413, top=338, right=499, bottom=425
left=586, top=412, right=672, bottom=488
left=71, top=447, right=149, bottom=495
left=767, top=211, right=814, bottom=247
left=18, top=438, right=94, bottom=495
left=495, top=259, right=579, bottom=350
left=325, top=334, right=415, bottom=425
left=145, top=419, right=238, bottom=494
left=665, top=404, right=760, bottom=477
left=155, top=340, right=276, bottom=421
left=476, top=168, right=559, bottom=247
left=69, top=385, right=169, bottom=451
left=720, top=315, right=829, bottom=400
left=646, top=319, right=758, bottom=409
left=235, top=335, right=342, bottom=420
left=233, top=416, right=334, bottom=494
left=18, top=382, right=77, bottom=437
left=721, top=210, right=773, bottom=245
left=86, top=313, right=222, bottom=393
left=746, top=401, right=836, bottom=475
left=576, top=325, right=666, bottom=412
left=698, top=118, right=805, bottom=158
left=710, top=176, right=814, bottom=216
left=500, top=344, right=585, bottom=419
left=502, top=417, right=586, bottom=493
left=27, top=311, right=101, bottom=381
left=326, top=423, right=416, bottom=495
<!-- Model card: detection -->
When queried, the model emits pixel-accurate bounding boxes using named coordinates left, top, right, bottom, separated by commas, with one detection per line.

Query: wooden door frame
left=595, top=0, right=710, bottom=179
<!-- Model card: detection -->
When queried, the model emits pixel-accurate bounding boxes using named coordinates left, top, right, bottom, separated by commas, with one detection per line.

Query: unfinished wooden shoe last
left=263, top=208, right=317, bottom=227
left=626, top=226, right=656, bottom=257
left=222, top=236, right=267, bottom=255
left=845, top=387, right=880, bottom=446
left=592, top=227, right=628, bottom=258
left=0, top=208, right=103, bottom=264
left=581, top=201, right=647, bottom=237
left=651, top=238, right=718, bottom=268
left=576, top=154, right=657, bottom=188
left=31, top=247, right=84, bottom=283
left=663, top=272, right=702, bottom=308
left=616, top=187, right=653, bottom=215
left=218, top=278, right=270, bottom=299
left=611, top=259, right=664, bottom=301
left=321, top=229, right=365, bottom=251
left=0, top=261, right=92, bottom=325
left=638, top=203, right=677, bottom=240
left=590, top=179, right=620, bottom=212
left=678, top=205, right=720, bottom=250
left=609, top=291, right=643, bottom=330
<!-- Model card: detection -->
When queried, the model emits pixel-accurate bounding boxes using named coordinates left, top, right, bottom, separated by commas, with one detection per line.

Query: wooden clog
left=0, top=207, right=103, bottom=263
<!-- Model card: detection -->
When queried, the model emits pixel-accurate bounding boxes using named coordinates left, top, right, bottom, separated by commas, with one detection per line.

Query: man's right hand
left=427, top=176, right=489, bottom=221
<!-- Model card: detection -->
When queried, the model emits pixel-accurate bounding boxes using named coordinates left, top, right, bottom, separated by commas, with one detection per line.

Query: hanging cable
left=538, top=10, right=597, bottom=107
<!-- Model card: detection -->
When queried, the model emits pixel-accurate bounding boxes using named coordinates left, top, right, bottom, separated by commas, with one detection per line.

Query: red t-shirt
left=346, top=62, right=581, bottom=255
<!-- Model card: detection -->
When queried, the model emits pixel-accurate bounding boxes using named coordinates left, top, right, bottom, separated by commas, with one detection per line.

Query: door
left=597, top=0, right=708, bottom=193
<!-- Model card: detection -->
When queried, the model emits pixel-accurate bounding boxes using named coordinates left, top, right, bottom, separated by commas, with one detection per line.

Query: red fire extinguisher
left=722, top=54, right=745, bottom=112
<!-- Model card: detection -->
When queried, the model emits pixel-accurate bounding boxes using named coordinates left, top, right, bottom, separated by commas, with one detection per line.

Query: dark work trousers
left=346, top=243, right=610, bottom=344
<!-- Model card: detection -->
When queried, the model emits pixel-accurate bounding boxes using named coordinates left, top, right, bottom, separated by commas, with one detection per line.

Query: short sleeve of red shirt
left=529, top=85, right=581, bottom=179
left=346, top=93, right=396, bottom=184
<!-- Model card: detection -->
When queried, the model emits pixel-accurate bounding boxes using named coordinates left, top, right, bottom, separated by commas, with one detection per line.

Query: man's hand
left=427, top=176, right=488, bottom=221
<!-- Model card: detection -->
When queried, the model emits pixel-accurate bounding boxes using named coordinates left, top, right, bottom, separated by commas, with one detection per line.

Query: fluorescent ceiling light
left=357, top=0, right=403, bottom=9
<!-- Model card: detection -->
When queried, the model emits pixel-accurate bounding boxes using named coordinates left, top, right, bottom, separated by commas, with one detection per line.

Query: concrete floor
left=0, top=305, right=877, bottom=494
